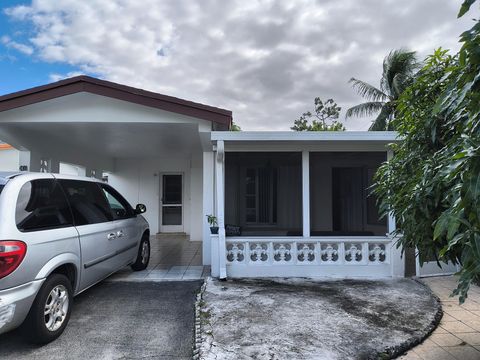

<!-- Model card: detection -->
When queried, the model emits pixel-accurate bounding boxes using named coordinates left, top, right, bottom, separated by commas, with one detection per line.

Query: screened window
left=16, top=179, right=73, bottom=232
left=225, top=152, right=302, bottom=236
left=244, top=167, right=277, bottom=224
left=59, top=180, right=112, bottom=225
left=310, top=152, right=387, bottom=236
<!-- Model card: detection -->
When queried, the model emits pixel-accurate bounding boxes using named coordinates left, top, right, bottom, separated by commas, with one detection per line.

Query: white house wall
left=107, top=154, right=204, bottom=241
left=0, top=148, right=19, bottom=171
left=0, top=92, right=213, bottom=130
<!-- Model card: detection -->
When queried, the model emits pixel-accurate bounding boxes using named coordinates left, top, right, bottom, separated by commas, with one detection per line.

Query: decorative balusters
left=273, top=243, right=292, bottom=262
left=344, top=243, right=363, bottom=263
left=320, top=243, right=339, bottom=263
left=369, top=244, right=386, bottom=263
left=250, top=243, right=269, bottom=263
left=225, top=240, right=389, bottom=266
left=226, top=243, right=245, bottom=263
left=297, top=243, right=315, bottom=263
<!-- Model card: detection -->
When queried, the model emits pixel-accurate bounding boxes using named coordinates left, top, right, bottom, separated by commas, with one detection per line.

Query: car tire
left=131, top=235, right=150, bottom=271
left=23, top=273, right=73, bottom=344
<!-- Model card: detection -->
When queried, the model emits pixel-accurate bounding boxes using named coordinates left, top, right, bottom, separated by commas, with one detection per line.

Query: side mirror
left=135, top=204, right=147, bottom=214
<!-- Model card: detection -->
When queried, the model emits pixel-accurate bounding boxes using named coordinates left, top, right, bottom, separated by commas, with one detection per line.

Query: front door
left=160, top=174, right=183, bottom=233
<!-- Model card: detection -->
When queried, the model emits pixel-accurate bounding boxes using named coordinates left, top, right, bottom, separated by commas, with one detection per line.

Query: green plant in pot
left=206, top=214, right=219, bottom=234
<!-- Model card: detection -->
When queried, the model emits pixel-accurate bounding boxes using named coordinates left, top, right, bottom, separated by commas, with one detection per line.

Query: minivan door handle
left=117, top=230, right=124, bottom=238
left=107, top=233, right=117, bottom=240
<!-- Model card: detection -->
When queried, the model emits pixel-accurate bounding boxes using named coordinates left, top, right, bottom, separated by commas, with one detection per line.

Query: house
left=0, top=76, right=457, bottom=279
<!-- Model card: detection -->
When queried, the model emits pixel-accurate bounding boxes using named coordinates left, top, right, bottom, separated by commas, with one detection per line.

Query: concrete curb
left=378, top=278, right=443, bottom=359
left=192, top=279, right=207, bottom=360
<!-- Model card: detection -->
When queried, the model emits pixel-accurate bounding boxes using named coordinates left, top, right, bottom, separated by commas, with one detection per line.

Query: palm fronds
left=369, top=105, right=394, bottom=131
left=348, top=78, right=388, bottom=102
left=345, top=101, right=384, bottom=119
left=381, top=49, right=419, bottom=97
left=346, top=48, right=420, bottom=131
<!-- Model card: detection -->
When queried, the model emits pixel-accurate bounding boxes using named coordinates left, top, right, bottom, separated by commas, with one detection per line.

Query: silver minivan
left=0, top=172, right=150, bottom=343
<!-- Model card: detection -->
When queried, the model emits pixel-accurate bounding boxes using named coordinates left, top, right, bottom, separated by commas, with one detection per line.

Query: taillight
left=0, top=241, right=27, bottom=279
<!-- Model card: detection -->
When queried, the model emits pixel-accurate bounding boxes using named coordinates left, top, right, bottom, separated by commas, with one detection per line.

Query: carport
left=0, top=76, right=233, bottom=267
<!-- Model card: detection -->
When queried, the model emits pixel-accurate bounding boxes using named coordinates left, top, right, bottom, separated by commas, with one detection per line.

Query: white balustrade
left=223, top=237, right=392, bottom=278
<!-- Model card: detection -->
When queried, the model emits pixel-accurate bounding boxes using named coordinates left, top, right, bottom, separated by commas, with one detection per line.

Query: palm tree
left=346, top=49, right=419, bottom=131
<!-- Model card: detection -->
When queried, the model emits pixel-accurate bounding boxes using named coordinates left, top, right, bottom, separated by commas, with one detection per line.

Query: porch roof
left=212, top=131, right=398, bottom=142
left=211, top=131, right=399, bottom=151
left=0, top=76, right=233, bottom=128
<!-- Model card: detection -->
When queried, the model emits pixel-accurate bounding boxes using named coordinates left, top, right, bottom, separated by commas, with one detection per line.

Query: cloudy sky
left=0, top=0, right=475, bottom=130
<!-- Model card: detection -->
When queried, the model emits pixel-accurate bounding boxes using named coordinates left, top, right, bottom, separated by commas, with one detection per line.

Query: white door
left=159, top=173, right=184, bottom=233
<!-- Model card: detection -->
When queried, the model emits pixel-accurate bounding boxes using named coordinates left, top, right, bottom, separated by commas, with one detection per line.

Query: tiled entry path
left=400, top=276, right=480, bottom=360
left=108, top=234, right=210, bottom=281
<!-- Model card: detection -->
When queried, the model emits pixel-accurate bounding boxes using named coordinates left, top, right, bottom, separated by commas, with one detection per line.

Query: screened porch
left=209, top=132, right=402, bottom=279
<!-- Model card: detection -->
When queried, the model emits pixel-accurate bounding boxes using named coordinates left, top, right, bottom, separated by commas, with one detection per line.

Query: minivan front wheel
left=131, top=235, right=150, bottom=271
left=24, top=273, right=73, bottom=344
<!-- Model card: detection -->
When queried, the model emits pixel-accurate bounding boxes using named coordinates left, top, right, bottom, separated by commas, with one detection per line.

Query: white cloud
left=49, top=71, right=86, bottom=82
left=1, top=35, right=34, bottom=55
left=3, top=0, right=475, bottom=130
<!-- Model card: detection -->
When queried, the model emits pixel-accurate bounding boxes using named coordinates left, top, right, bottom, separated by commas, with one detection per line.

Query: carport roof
left=0, top=75, right=233, bottom=128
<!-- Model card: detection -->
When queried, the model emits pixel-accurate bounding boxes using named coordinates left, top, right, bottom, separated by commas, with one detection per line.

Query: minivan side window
left=16, top=179, right=73, bottom=232
left=101, top=184, right=135, bottom=220
left=59, top=180, right=113, bottom=226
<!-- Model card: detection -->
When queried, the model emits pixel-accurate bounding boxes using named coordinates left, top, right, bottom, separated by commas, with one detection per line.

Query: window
left=245, top=167, right=277, bottom=224
left=310, top=152, right=387, bottom=236
left=16, top=179, right=73, bottom=232
left=225, top=152, right=302, bottom=236
left=0, top=185, right=4, bottom=195
left=101, top=184, right=134, bottom=220
left=59, top=180, right=112, bottom=225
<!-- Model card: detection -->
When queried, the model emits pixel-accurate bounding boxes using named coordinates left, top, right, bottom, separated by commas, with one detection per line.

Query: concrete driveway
left=0, top=280, right=202, bottom=359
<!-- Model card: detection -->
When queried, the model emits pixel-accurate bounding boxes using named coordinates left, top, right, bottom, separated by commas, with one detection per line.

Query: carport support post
left=215, top=140, right=227, bottom=279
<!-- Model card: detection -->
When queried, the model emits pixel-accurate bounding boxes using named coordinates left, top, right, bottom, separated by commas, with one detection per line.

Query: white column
left=215, top=141, right=227, bottom=279
left=203, top=151, right=214, bottom=266
left=302, top=151, right=310, bottom=238
left=387, top=149, right=404, bottom=277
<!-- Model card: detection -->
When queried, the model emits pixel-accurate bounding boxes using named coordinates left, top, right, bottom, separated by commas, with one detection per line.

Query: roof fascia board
left=211, top=131, right=399, bottom=142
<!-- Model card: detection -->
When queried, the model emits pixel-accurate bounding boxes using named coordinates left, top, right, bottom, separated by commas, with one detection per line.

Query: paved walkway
left=400, top=276, right=480, bottom=360
left=108, top=234, right=211, bottom=281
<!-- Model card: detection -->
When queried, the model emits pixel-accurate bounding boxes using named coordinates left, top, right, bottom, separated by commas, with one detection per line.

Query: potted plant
left=206, top=214, right=219, bottom=234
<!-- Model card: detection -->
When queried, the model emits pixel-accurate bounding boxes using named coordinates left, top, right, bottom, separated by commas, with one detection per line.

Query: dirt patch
left=199, top=278, right=441, bottom=360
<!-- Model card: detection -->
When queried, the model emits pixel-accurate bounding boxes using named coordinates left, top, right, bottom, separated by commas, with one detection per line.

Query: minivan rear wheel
left=131, top=235, right=150, bottom=271
left=23, top=273, right=73, bottom=344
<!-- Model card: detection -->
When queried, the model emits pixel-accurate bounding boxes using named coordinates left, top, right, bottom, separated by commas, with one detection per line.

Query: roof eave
left=0, top=76, right=233, bottom=127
